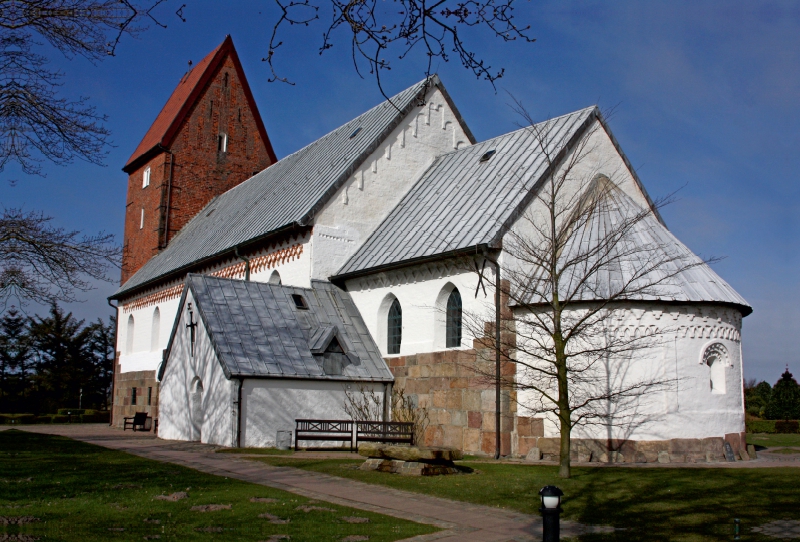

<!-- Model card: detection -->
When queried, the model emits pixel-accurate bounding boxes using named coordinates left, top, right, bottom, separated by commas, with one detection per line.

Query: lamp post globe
left=539, top=485, right=563, bottom=542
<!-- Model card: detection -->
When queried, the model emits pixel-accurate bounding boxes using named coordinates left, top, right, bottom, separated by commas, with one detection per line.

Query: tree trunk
left=559, top=412, right=571, bottom=478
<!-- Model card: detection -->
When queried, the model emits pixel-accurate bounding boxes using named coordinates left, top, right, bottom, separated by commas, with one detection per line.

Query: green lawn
left=747, top=432, right=800, bottom=448
left=0, top=430, right=437, bottom=541
left=251, top=455, right=800, bottom=541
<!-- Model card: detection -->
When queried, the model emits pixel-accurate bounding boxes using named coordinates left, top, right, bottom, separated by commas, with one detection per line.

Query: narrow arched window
left=150, top=307, right=161, bottom=352
left=126, top=315, right=135, bottom=355
left=387, top=299, right=402, bottom=355
left=446, top=288, right=462, bottom=348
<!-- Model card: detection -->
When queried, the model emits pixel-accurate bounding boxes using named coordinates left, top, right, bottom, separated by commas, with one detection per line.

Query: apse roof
left=113, top=75, right=472, bottom=300
left=159, top=274, right=393, bottom=381
left=123, top=35, right=276, bottom=172
left=518, top=179, right=752, bottom=313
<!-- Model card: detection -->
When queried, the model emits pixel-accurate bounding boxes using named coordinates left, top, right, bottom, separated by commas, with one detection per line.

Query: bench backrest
left=133, top=412, right=148, bottom=424
left=295, top=419, right=353, bottom=434
left=356, top=421, right=414, bottom=444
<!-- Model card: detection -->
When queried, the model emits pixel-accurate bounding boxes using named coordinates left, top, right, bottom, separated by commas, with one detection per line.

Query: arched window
left=387, top=299, right=402, bottom=355
left=269, top=270, right=282, bottom=284
left=126, top=315, right=135, bottom=355
left=150, top=307, right=161, bottom=352
left=702, top=343, right=728, bottom=394
left=446, top=288, right=462, bottom=348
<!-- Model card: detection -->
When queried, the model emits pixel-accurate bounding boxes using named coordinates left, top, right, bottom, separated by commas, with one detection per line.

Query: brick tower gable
left=121, top=36, right=277, bottom=284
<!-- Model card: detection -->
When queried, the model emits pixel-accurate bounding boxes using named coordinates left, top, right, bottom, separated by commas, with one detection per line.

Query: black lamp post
left=539, top=485, right=564, bottom=542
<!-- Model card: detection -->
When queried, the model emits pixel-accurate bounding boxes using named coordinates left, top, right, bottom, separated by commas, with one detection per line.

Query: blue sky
left=2, top=1, right=797, bottom=383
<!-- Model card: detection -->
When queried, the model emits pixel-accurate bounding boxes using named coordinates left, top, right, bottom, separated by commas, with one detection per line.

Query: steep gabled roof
left=159, top=275, right=393, bottom=382
left=334, top=107, right=599, bottom=278
left=123, top=35, right=276, bottom=172
left=112, top=75, right=472, bottom=299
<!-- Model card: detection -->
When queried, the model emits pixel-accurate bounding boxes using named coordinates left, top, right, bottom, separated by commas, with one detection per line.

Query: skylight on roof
left=292, top=294, right=309, bottom=310
left=349, top=127, right=362, bottom=139
left=479, top=150, right=496, bottom=163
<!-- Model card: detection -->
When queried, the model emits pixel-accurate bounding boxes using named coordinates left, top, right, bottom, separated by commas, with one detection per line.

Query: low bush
left=34, top=416, right=53, bottom=424
left=747, top=419, right=800, bottom=434
left=51, top=415, right=69, bottom=424
left=775, top=420, right=800, bottom=433
left=80, top=412, right=110, bottom=423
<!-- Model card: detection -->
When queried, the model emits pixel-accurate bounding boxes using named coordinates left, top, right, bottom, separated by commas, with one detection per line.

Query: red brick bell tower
left=120, top=36, right=277, bottom=284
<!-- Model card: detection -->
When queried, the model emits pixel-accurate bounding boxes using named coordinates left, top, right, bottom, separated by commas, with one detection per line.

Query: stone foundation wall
left=388, top=347, right=516, bottom=455
left=528, top=432, right=748, bottom=463
left=111, top=369, right=159, bottom=427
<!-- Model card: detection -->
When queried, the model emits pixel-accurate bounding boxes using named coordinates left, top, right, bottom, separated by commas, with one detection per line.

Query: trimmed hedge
left=0, top=411, right=110, bottom=424
left=747, top=419, right=800, bottom=434
left=57, top=408, right=86, bottom=416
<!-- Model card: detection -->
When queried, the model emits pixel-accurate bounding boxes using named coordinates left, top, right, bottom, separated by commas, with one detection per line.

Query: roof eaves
left=110, top=222, right=310, bottom=300
left=331, top=243, right=495, bottom=284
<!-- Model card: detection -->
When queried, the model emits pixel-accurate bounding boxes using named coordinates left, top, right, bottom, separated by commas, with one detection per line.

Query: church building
left=111, top=38, right=751, bottom=461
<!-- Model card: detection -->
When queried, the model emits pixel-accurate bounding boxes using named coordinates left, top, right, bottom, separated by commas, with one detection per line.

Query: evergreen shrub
left=51, top=415, right=69, bottom=424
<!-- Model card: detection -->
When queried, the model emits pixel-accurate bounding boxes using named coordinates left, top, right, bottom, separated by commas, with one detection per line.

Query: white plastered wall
left=344, top=257, right=495, bottom=357
left=118, top=295, right=181, bottom=373
left=515, top=303, right=745, bottom=442
left=312, top=88, right=471, bottom=280
left=116, top=237, right=313, bottom=374
left=157, top=288, right=235, bottom=446
left=241, top=379, right=385, bottom=448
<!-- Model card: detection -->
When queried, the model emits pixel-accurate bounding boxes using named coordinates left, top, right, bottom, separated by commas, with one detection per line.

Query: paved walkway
left=8, top=424, right=603, bottom=541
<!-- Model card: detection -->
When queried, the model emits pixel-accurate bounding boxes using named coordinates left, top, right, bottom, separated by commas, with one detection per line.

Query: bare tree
left=0, top=208, right=119, bottom=311
left=459, top=103, right=714, bottom=478
left=265, top=0, right=534, bottom=100
left=0, top=0, right=175, bottom=174
left=343, top=384, right=429, bottom=445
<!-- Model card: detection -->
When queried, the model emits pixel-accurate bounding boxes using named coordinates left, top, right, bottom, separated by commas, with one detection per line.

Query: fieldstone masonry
left=111, top=359, right=159, bottom=427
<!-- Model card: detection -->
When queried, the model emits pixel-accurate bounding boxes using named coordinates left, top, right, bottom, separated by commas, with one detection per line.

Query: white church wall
left=312, top=88, right=471, bottom=280
left=515, top=303, right=745, bottom=442
left=241, top=379, right=386, bottom=448
left=116, top=235, right=313, bottom=374
left=158, top=289, right=235, bottom=447
left=344, top=258, right=494, bottom=357
left=118, top=295, right=181, bottom=373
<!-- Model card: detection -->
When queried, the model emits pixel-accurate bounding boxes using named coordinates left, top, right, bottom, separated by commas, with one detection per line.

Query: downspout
left=160, top=147, right=175, bottom=249
left=107, top=299, right=119, bottom=427
left=481, top=248, right=502, bottom=460
left=234, top=247, right=251, bottom=281
left=235, top=377, right=244, bottom=448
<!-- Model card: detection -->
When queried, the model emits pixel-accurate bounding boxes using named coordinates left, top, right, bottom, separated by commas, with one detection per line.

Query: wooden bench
left=123, top=412, right=152, bottom=432
left=294, top=419, right=354, bottom=451
left=356, top=421, right=414, bottom=447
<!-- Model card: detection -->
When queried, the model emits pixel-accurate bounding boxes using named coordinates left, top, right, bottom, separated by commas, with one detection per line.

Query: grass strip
left=0, top=430, right=437, bottom=541
left=250, top=455, right=800, bottom=541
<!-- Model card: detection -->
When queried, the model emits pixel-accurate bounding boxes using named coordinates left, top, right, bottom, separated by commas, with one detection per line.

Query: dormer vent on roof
left=479, top=149, right=496, bottom=162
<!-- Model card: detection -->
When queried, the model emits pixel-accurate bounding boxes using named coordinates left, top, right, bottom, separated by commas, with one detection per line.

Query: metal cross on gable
left=474, top=258, right=488, bottom=298
left=186, top=302, right=198, bottom=356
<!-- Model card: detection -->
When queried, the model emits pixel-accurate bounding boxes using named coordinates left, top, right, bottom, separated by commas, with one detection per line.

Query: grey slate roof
left=113, top=76, right=474, bottom=299
left=334, top=106, right=750, bottom=314
left=523, top=179, right=751, bottom=312
left=334, top=106, right=601, bottom=277
left=159, top=274, right=394, bottom=381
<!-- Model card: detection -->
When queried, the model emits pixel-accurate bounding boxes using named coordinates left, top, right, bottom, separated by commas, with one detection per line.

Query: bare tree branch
left=265, top=0, right=534, bottom=102
left=0, top=207, right=120, bottom=311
